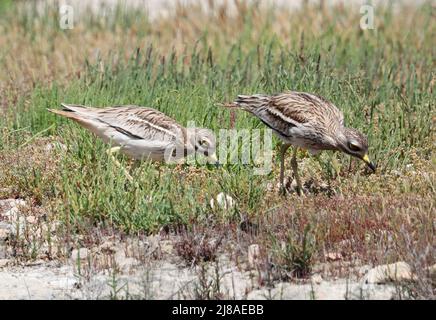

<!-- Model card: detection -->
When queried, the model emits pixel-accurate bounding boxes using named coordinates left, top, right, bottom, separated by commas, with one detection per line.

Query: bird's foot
left=296, top=186, right=305, bottom=197
left=289, top=177, right=305, bottom=196
left=279, top=185, right=287, bottom=196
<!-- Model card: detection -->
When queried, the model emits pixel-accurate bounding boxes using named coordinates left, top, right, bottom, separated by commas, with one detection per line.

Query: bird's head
left=336, top=127, right=376, bottom=172
left=189, top=128, right=218, bottom=164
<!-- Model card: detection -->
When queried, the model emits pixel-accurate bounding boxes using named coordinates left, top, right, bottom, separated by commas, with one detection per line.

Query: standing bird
left=48, top=104, right=217, bottom=179
left=223, top=92, right=376, bottom=195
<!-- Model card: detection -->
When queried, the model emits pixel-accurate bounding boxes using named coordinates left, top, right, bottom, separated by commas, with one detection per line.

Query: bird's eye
left=348, top=142, right=360, bottom=152
left=200, top=139, right=209, bottom=146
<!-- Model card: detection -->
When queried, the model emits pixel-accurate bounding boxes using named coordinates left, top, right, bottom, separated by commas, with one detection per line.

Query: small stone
left=405, top=164, right=414, bottom=171
left=210, top=192, right=235, bottom=210
left=145, top=235, right=160, bottom=254
left=325, top=252, right=343, bottom=262
left=319, top=182, right=329, bottom=189
left=391, top=170, right=402, bottom=177
left=114, top=250, right=125, bottom=263
left=3, top=207, right=20, bottom=220
left=114, top=249, right=140, bottom=272
left=364, top=233, right=371, bottom=242
left=0, top=199, right=26, bottom=220
left=144, top=195, right=153, bottom=203
left=0, top=259, right=9, bottom=267
left=118, top=257, right=140, bottom=272
left=44, top=143, right=55, bottom=152
left=26, top=216, right=37, bottom=224
left=45, top=142, right=67, bottom=152
left=25, top=259, right=45, bottom=266
left=248, top=244, right=261, bottom=269
left=364, top=261, right=414, bottom=284
left=0, top=222, right=12, bottom=241
left=99, top=241, right=117, bottom=254
left=0, top=199, right=26, bottom=209
left=311, top=274, right=323, bottom=285
left=70, top=248, right=89, bottom=262
left=160, top=240, right=174, bottom=255
left=266, top=183, right=274, bottom=192
left=0, top=229, right=8, bottom=241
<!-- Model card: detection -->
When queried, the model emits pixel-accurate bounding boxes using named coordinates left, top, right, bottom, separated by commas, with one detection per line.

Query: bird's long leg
left=291, top=147, right=304, bottom=196
left=279, top=143, right=291, bottom=195
left=106, top=146, right=133, bottom=182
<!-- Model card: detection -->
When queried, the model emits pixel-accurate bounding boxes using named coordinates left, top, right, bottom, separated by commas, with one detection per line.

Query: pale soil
left=0, top=194, right=421, bottom=300
left=0, top=257, right=397, bottom=300
left=0, top=196, right=400, bottom=301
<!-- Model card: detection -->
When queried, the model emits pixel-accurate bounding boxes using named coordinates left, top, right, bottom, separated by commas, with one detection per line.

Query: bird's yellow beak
left=362, top=154, right=376, bottom=172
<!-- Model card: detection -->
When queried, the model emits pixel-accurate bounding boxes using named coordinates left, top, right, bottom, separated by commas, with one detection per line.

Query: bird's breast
left=119, top=139, right=175, bottom=161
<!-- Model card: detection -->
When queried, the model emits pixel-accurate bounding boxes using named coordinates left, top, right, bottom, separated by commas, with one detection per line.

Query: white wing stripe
left=125, top=114, right=177, bottom=138
left=267, top=107, right=301, bottom=127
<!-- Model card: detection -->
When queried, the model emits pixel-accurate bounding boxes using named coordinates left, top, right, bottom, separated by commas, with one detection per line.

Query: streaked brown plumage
left=223, top=91, right=375, bottom=195
left=48, top=103, right=217, bottom=164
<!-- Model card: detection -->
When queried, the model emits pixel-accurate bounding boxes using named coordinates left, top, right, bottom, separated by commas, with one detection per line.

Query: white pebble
left=210, top=192, right=235, bottom=210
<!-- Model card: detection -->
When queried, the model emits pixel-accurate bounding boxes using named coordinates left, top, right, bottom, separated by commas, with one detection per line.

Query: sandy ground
left=0, top=259, right=397, bottom=300
left=0, top=197, right=404, bottom=300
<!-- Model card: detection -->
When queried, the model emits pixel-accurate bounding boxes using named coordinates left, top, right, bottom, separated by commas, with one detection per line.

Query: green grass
left=1, top=2, right=434, bottom=232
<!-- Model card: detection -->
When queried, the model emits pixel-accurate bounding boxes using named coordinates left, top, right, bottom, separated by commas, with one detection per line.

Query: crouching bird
left=49, top=104, right=218, bottom=180
left=223, top=92, right=376, bottom=195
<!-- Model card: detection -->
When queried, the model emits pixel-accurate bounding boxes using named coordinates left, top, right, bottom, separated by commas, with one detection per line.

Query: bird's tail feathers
left=48, top=103, right=96, bottom=117
left=221, top=94, right=271, bottom=111
left=48, top=103, right=94, bottom=124
left=59, top=103, right=89, bottom=112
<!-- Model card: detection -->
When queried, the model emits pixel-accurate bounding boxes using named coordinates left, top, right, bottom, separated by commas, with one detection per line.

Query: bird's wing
left=60, top=104, right=185, bottom=143
left=229, top=92, right=344, bottom=137
left=249, top=92, right=344, bottom=135
left=268, top=92, right=344, bottom=126
left=228, top=94, right=295, bottom=137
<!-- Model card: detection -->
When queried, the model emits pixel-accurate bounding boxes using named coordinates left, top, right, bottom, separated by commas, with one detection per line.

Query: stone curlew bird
left=223, top=92, right=376, bottom=195
left=49, top=104, right=217, bottom=180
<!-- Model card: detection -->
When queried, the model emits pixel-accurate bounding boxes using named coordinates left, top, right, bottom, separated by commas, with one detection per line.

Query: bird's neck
left=332, top=127, right=349, bottom=152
